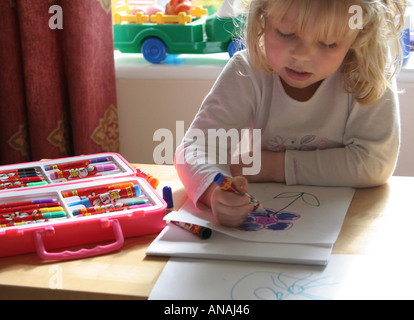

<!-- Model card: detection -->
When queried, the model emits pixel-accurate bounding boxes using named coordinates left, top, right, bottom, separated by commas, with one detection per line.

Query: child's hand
left=209, top=176, right=252, bottom=227
left=230, top=150, right=286, bottom=183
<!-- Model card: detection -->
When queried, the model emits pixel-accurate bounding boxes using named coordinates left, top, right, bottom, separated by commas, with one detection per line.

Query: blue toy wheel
left=228, top=38, right=245, bottom=58
left=141, top=38, right=169, bottom=64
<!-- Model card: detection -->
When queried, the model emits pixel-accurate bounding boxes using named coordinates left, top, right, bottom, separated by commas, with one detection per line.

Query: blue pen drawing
left=238, top=192, right=320, bottom=232
left=230, top=271, right=338, bottom=300
left=238, top=209, right=300, bottom=231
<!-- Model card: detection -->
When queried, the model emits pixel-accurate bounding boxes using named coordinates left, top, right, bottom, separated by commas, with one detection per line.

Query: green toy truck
left=113, top=6, right=245, bottom=63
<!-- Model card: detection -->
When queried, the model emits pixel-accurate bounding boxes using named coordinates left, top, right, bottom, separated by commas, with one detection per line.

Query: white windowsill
left=114, top=50, right=414, bottom=82
left=114, top=50, right=229, bottom=80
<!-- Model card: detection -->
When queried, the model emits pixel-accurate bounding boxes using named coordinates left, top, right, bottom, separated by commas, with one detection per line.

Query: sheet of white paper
left=149, top=254, right=414, bottom=300
left=165, top=183, right=355, bottom=245
left=146, top=223, right=333, bottom=265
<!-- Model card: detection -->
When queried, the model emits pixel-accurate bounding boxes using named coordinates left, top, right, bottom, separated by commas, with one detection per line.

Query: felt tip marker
left=134, top=167, right=159, bottom=189
left=171, top=221, right=212, bottom=240
left=0, top=211, right=66, bottom=224
left=163, top=186, right=174, bottom=213
left=0, top=181, right=48, bottom=189
left=72, top=200, right=148, bottom=215
left=0, top=206, right=64, bottom=218
left=61, top=182, right=135, bottom=198
left=75, top=203, right=152, bottom=217
left=0, top=199, right=56, bottom=209
left=213, top=173, right=269, bottom=216
left=44, top=157, right=110, bottom=171
left=68, top=185, right=141, bottom=207
left=0, top=201, right=60, bottom=215
left=0, top=168, right=38, bottom=175
left=0, top=219, right=53, bottom=228
left=49, top=164, right=116, bottom=180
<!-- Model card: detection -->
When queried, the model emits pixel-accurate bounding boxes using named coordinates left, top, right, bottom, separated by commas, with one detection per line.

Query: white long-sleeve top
left=175, top=50, right=400, bottom=208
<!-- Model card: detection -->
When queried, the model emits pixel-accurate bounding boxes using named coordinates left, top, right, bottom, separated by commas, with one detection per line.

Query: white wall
left=117, top=77, right=213, bottom=164
left=394, top=80, right=414, bottom=176
left=116, top=52, right=414, bottom=177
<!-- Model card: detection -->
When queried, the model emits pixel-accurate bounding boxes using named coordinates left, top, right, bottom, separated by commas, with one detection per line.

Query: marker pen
left=44, top=157, right=110, bottom=171
left=171, top=221, right=212, bottom=240
left=0, top=176, right=43, bottom=184
left=0, top=181, right=48, bottom=189
left=49, top=164, right=116, bottom=180
left=213, top=173, right=269, bottom=216
left=68, top=185, right=141, bottom=208
left=0, top=199, right=56, bottom=209
left=0, top=206, right=64, bottom=219
left=0, top=168, right=38, bottom=175
left=163, top=186, right=174, bottom=213
left=75, top=203, right=152, bottom=217
left=0, top=211, right=66, bottom=224
left=0, top=201, right=60, bottom=215
left=62, top=182, right=135, bottom=198
left=72, top=200, right=148, bottom=215
left=0, top=219, right=53, bottom=228
left=135, top=167, right=159, bottom=189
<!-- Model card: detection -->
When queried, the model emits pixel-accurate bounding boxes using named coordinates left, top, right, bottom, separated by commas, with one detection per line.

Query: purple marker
left=44, top=157, right=110, bottom=171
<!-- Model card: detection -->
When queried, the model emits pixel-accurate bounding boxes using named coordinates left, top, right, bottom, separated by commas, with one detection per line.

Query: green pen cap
left=27, top=181, right=49, bottom=187
left=42, top=211, right=67, bottom=219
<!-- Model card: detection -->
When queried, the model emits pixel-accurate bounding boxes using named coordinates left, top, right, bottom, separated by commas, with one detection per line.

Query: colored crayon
left=61, top=182, right=134, bottom=198
left=171, top=221, right=212, bottom=239
left=49, top=164, right=116, bottom=180
left=44, top=157, right=110, bottom=171
left=213, top=173, right=269, bottom=216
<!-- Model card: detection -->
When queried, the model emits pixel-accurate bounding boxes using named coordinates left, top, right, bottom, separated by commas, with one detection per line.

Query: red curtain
left=0, top=0, right=119, bottom=165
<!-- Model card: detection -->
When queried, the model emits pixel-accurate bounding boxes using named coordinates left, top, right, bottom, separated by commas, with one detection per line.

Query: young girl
left=175, top=0, right=406, bottom=227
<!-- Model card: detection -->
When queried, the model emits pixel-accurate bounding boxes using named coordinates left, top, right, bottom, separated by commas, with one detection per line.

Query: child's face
left=264, top=2, right=356, bottom=94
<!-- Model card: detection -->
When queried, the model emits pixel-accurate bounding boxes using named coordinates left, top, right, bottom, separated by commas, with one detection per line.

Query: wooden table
left=0, top=164, right=413, bottom=299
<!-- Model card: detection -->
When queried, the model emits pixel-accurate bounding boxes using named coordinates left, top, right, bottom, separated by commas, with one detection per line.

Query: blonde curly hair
left=245, top=0, right=406, bottom=105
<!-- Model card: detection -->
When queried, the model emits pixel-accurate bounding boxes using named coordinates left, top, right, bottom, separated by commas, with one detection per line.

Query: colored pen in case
left=0, top=199, right=56, bottom=209
left=0, top=176, right=43, bottom=184
left=44, top=157, right=110, bottom=171
left=68, top=185, right=141, bottom=207
left=49, top=164, right=116, bottom=180
left=0, top=201, right=60, bottom=214
left=170, top=221, right=212, bottom=240
left=72, top=200, right=148, bottom=215
left=76, top=204, right=152, bottom=217
left=0, top=206, right=64, bottom=218
left=0, top=181, right=48, bottom=189
left=0, top=218, right=55, bottom=228
left=213, top=173, right=269, bottom=216
left=0, top=211, right=66, bottom=224
left=0, top=168, right=38, bottom=175
left=61, top=181, right=135, bottom=198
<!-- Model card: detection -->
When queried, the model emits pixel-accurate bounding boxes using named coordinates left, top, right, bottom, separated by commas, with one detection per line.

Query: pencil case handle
left=34, top=219, right=124, bottom=261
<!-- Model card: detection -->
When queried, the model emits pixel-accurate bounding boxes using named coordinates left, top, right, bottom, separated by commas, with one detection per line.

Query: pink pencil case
left=0, top=153, right=166, bottom=260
